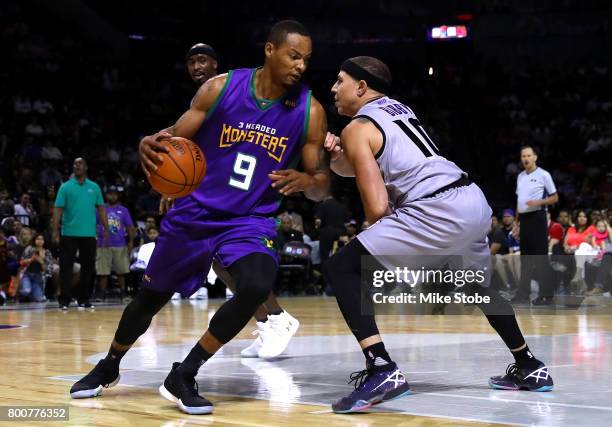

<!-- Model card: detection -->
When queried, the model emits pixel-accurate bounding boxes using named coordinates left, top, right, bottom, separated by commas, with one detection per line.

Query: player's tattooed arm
left=341, top=118, right=388, bottom=224
left=138, top=74, right=227, bottom=176
left=269, top=97, right=330, bottom=201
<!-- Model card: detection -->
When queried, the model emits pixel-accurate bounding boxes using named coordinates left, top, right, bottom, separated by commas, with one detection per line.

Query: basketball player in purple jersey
left=71, top=21, right=330, bottom=415
left=323, top=57, right=553, bottom=413
left=164, top=43, right=300, bottom=359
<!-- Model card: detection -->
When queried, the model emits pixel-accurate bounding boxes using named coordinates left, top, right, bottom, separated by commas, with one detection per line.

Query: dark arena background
left=0, top=1, right=611, bottom=426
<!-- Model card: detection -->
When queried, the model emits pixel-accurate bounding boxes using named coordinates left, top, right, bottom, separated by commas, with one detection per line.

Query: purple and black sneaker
left=489, top=362, right=554, bottom=392
left=332, top=363, right=411, bottom=413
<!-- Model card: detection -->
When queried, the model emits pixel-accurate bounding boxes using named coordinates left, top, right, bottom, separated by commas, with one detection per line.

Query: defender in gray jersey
left=323, top=56, right=553, bottom=414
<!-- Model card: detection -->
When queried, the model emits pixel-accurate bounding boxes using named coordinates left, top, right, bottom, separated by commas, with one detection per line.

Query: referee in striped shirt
left=513, top=146, right=558, bottom=305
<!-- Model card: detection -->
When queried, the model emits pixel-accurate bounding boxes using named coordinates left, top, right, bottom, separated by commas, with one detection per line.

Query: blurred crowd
left=488, top=208, right=612, bottom=299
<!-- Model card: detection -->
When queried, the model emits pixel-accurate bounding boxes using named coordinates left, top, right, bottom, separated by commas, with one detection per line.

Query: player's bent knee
left=324, top=240, right=366, bottom=287
left=114, top=288, right=173, bottom=345
left=236, top=277, right=272, bottom=306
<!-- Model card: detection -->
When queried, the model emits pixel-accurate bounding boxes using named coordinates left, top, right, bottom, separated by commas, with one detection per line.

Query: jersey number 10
left=393, top=118, right=440, bottom=157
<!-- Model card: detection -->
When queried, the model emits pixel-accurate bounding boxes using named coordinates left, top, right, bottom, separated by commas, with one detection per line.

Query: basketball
left=148, top=137, right=206, bottom=198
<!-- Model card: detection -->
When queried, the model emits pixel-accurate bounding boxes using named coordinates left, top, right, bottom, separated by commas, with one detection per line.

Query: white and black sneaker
left=258, top=311, right=300, bottom=359
left=70, top=359, right=120, bottom=398
left=159, top=362, right=213, bottom=415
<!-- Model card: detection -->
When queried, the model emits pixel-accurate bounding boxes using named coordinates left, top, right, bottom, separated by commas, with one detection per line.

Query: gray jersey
left=355, top=97, right=465, bottom=206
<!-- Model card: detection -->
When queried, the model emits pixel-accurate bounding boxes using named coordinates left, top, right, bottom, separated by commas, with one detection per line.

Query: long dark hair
left=30, top=233, right=45, bottom=249
left=573, top=210, right=591, bottom=233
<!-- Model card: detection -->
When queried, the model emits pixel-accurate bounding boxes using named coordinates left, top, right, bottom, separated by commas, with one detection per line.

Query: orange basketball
left=148, top=137, right=206, bottom=198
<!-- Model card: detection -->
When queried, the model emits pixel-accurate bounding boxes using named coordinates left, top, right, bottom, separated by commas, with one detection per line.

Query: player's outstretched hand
left=139, top=131, right=172, bottom=177
left=159, top=197, right=175, bottom=214
left=324, top=132, right=343, bottom=161
left=269, top=169, right=315, bottom=196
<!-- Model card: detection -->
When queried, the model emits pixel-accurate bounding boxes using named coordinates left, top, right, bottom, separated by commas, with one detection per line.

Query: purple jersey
left=97, top=204, right=133, bottom=247
left=176, top=68, right=311, bottom=216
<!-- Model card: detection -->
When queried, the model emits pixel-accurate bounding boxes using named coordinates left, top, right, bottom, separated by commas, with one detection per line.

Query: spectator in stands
left=0, top=230, right=9, bottom=305
left=138, top=215, right=158, bottom=244
left=489, top=215, right=516, bottom=291
left=39, top=164, right=62, bottom=188
left=96, top=186, right=135, bottom=298
left=501, top=209, right=515, bottom=237
left=52, top=157, right=108, bottom=310
left=12, top=220, right=24, bottom=243
left=13, top=93, right=32, bottom=114
left=547, top=211, right=565, bottom=254
left=1, top=218, right=18, bottom=244
left=15, top=167, right=38, bottom=196
left=564, top=210, right=597, bottom=292
left=331, top=234, right=351, bottom=255
left=589, top=210, right=602, bottom=226
left=24, top=115, right=44, bottom=137
left=0, top=188, right=15, bottom=219
left=13, top=193, right=37, bottom=227
left=277, top=214, right=303, bottom=250
left=15, top=227, right=33, bottom=260
left=32, top=98, right=54, bottom=115
left=564, top=210, right=596, bottom=254
left=135, top=187, right=161, bottom=219
left=146, top=226, right=159, bottom=243
left=345, top=219, right=358, bottom=241
left=488, top=215, right=506, bottom=255
left=278, top=198, right=304, bottom=233
left=117, top=162, right=135, bottom=191
left=41, top=140, right=63, bottom=160
left=491, top=215, right=499, bottom=231
left=557, top=209, right=572, bottom=230
left=592, top=219, right=610, bottom=250
left=19, top=233, right=53, bottom=302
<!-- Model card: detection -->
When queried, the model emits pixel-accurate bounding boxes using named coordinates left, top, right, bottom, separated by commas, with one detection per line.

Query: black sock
left=363, top=342, right=394, bottom=370
left=269, top=309, right=284, bottom=316
left=105, top=345, right=128, bottom=366
left=255, top=316, right=268, bottom=323
left=177, top=343, right=214, bottom=377
left=512, top=345, right=539, bottom=368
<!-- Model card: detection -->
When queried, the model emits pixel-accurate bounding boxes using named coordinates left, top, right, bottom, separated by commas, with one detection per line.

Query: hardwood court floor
left=1, top=296, right=611, bottom=426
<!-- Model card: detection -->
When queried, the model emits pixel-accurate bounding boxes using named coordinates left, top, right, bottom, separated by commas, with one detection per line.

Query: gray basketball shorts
left=358, top=183, right=492, bottom=284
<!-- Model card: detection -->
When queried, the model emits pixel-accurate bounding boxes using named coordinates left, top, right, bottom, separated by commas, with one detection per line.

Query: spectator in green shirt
left=52, top=157, right=109, bottom=310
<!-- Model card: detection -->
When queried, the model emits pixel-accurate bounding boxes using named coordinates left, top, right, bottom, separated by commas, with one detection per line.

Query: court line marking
left=392, top=410, right=529, bottom=427
left=307, top=408, right=530, bottom=427
left=421, top=392, right=612, bottom=411
left=308, top=407, right=528, bottom=426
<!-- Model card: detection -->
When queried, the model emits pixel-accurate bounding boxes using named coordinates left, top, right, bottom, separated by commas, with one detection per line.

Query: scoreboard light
left=428, top=25, right=468, bottom=40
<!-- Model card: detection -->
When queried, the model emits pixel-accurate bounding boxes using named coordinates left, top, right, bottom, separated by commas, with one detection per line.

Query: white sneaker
left=189, top=287, right=208, bottom=300
left=240, top=321, right=268, bottom=358
left=171, top=292, right=181, bottom=300
left=258, top=311, right=299, bottom=359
